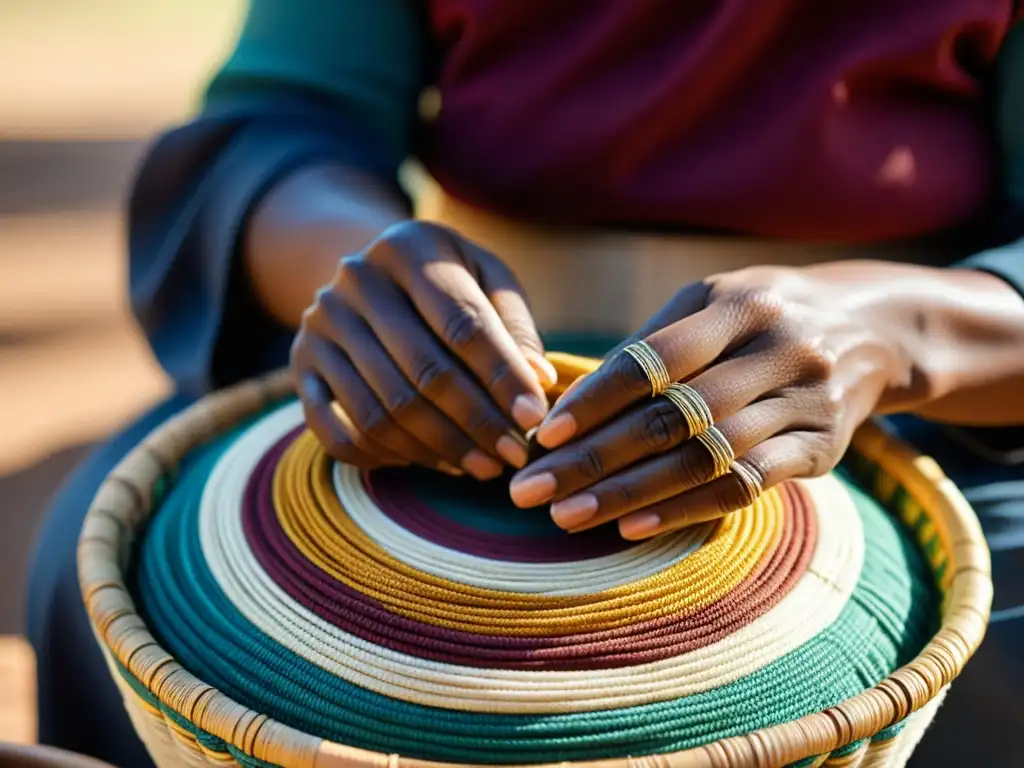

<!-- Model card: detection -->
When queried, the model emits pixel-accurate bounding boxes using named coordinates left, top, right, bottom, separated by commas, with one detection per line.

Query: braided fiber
left=127, top=393, right=940, bottom=764
left=277, top=430, right=780, bottom=633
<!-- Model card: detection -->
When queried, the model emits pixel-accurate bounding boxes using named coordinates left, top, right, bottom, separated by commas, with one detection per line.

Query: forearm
left=244, top=163, right=410, bottom=328
left=802, top=260, right=1024, bottom=425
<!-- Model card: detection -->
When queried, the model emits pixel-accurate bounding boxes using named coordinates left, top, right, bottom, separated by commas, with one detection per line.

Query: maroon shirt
left=421, top=0, right=1018, bottom=241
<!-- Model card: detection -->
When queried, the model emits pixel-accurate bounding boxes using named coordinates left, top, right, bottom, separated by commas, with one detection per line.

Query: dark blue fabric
left=128, top=99, right=407, bottom=398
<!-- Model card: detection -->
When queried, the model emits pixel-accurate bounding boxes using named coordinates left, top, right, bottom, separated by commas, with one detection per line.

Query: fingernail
left=525, top=350, right=559, bottom=390
left=511, top=394, right=548, bottom=431
left=536, top=413, right=577, bottom=448
left=550, top=493, right=598, bottom=529
left=509, top=472, right=556, bottom=507
left=619, top=511, right=662, bottom=540
left=438, top=461, right=464, bottom=476
left=496, top=433, right=529, bottom=468
left=462, top=450, right=504, bottom=480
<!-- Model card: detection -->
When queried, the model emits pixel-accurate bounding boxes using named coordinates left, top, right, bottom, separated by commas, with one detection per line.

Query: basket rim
left=77, top=353, right=992, bottom=768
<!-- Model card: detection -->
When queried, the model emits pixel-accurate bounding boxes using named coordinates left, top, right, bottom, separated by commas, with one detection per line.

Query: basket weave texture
left=78, top=353, right=992, bottom=768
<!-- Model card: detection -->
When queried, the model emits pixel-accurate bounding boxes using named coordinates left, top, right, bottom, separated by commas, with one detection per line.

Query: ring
left=622, top=341, right=671, bottom=396
left=662, top=383, right=714, bottom=437
left=693, top=426, right=734, bottom=479
left=729, top=459, right=764, bottom=507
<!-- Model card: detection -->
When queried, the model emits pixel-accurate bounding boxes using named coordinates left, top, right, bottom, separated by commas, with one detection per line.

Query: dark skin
left=248, top=163, right=556, bottom=480
left=250, top=161, right=1024, bottom=537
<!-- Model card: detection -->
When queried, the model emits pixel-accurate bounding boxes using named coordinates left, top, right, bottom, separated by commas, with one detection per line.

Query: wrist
left=245, top=163, right=409, bottom=328
left=803, top=260, right=1024, bottom=414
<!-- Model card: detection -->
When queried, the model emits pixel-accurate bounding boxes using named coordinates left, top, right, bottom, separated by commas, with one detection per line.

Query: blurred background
left=0, top=0, right=246, bottom=743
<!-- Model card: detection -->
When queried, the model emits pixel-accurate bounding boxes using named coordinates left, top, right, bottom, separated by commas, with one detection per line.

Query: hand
left=508, top=264, right=916, bottom=539
left=291, top=220, right=557, bottom=478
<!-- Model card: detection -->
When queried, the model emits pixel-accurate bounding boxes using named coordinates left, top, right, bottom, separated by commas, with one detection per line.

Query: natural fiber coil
left=78, top=352, right=991, bottom=768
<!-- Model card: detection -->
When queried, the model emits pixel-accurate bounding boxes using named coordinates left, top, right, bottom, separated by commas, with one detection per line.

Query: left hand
left=508, top=264, right=915, bottom=540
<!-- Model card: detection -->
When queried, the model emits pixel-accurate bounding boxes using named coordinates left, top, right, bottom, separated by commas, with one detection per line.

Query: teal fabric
left=204, top=0, right=429, bottom=160
left=131, top=425, right=938, bottom=764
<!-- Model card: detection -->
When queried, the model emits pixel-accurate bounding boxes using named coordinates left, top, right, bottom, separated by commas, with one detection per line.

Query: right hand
left=291, top=220, right=557, bottom=480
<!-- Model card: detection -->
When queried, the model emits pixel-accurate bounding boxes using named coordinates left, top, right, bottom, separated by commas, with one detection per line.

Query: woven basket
left=78, top=353, right=991, bottom=768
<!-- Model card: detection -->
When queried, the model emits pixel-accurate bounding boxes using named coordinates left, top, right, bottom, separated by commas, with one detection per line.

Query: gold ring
left=662, top=383, right=713, bottom=437
left=694, top=426, right=734, bottom=479
left=729, top=459, right=764, bottom=507
left=622, top=341, right=671, bottom=396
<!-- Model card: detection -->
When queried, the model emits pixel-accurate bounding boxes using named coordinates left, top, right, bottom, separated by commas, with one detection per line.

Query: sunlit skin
left=252, top=163, right=1024, bottom=542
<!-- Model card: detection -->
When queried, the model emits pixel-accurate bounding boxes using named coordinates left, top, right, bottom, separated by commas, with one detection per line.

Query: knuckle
left=802, top=433, right=838, bottom=477
left=384, top=386, right=423, bottom=420
left=387, top=218, right=435, bottom=243
left=485, top=363, right=516, bottom=393
left=713, top=485, right=743, bottom=516
left=793, top=338, right=837, bottom=381
left=441, top=305, right=486, bottom=350
left=797, top=383, right=843, bottom=432
left=356, top=402, right=391, bottom=438
left=371, top=220, right=437, bottom=265
left=311, top=286, right=350, bottom=327
left=718, top=284, right=787, bottom=327
left=574, top=445, right=605, bottom=482
left=464, top=407, right=501, bottom=439
left=335, top=254, right=365, bottom=282
left=502, top=314, right=541, bottom=350
left=807, top=449, right=833, bottom=478
left=673, top=448, right=714, bottom=488
left=409, top=353, right=454, bottom=398
left=635, top=402, right=686, bottom=451
left=612, top=482, right=639, bottom=510
left=334, top=255, right=375, bottom=297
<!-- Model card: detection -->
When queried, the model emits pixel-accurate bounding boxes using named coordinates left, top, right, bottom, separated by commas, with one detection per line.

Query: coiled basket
left=78, top=352, right=991, bottom=768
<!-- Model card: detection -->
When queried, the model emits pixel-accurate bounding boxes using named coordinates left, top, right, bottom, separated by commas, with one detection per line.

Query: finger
left=294, top=368, right=396, bottom=470
left=339, top=261, right=527, bottom=470
left=510, top=338, right=806, bottom=508
left=307, top=299, right=485, bottom=475
left=616, top=431, right=825, bottom=540
left=474, top=249, right=558, bottom=391
left=554, top=396, right=801, bottom=532
left=381, top=226, right=549, bottom=429
left=303, top=333, right=453, bottom=471
left=535, top=300, right=741, bottom=449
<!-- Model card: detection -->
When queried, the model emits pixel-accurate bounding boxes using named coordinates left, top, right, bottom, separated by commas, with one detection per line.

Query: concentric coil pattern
left=131, top=401, right=939, bottom=765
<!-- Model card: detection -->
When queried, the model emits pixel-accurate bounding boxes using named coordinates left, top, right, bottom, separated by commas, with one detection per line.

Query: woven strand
left=75, top=354, right=986, bottom=768
left=274, top=432, right=784, bottom=634
left=193, top=404, right=868, bottom=713
left=248, top=430, right=817, bottom=672
left=132, top=426, right=935, bottom=762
